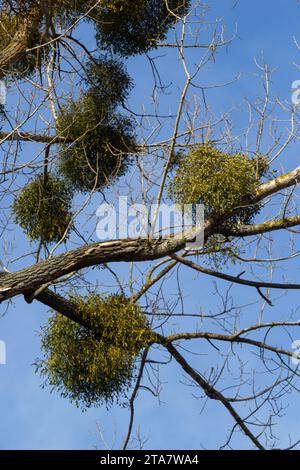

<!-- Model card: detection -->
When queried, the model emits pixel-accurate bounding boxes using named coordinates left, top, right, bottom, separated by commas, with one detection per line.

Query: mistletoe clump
left=12, top=173, right=73, bottom=243
left=168, top=144, right=269, bottom=225
left=1, top=0, right=192, bottom=73
left=56, top=95, right=135, bottom=192
left=36, top=293, right=153, bottom=409
left=83, top=56, right=133, bottom=108
left=95, top=0, right=191, bottom=56
left=56, top=58, right=135, bottom=192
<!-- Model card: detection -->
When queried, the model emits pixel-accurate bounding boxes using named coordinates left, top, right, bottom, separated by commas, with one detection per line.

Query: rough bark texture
left=0, top=5, right=43, bottom=79
left=255, top=165, right=300, bottom=201
left=28, top=289, right=89, bottom=328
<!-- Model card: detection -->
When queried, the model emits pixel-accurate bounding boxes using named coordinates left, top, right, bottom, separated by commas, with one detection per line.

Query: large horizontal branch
left=0, top=236, right=189, bottom=303
left=2, top=167, right=300, bottom=308
left=2, top=212, right=300, bottom=307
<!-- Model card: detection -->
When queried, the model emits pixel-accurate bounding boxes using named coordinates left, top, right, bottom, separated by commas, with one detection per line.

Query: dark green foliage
left=168, top=143, right=269, bottom=225
left=56, top=94, right=135, bottom=192
left=84, top=56, right=133, bottom=109
left=36, top=293, right=153, bottom=409
left=12, top=173, right=73, bottom=243
left=2, top=0, right=192, bottom=81
left=95, top=0, right=191, bottom=56
left=56, top=57, right=135, bottom=192
left=48, top=0, right=190, bottom=56
left=2, top=0, right=90, bottom=14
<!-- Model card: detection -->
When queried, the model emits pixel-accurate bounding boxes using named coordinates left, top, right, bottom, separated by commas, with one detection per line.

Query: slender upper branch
left=171, top=253, right=300, bottom=290
left=255, top=165, right=300, bottom=202
left=222, top=215, right=300, bottom=237
left=0, top=131, right=68, bottom=145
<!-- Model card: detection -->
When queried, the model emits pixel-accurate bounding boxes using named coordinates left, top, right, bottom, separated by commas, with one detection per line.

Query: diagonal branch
left=26, top=288, right=88, bottom=327
left=171, top=253, right=300, bottom=291
left=160, top=339, right=265, bottom=450
left=255, top=165, right=300, bottom=202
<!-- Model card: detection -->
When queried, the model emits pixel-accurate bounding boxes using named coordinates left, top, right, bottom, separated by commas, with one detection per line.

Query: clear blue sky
left=1, top=0, right=300, bottom=450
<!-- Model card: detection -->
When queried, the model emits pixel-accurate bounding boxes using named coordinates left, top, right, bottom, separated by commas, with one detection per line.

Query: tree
left=1, top=0, right=300, bottom=450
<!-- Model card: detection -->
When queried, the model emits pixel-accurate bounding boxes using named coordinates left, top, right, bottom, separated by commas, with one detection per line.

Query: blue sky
left=1, top=0, right=300, bottom=450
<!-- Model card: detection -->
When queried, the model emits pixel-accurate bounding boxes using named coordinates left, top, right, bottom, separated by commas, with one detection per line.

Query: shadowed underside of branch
left=0, top=5, right=43, bottom=79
